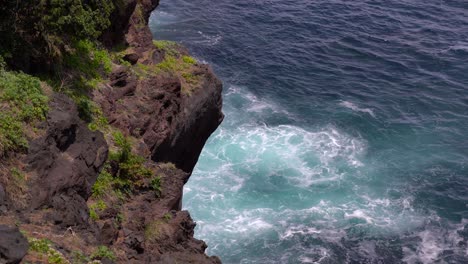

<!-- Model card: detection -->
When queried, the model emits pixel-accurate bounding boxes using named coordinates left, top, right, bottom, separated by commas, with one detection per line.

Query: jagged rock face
left=112, top=166, right=221, bottom=263
left=96, top=64, right=223, bottom=173
left=151, top=65, right=224, bottom=172
left=26, top=94, right=108, bottom=226
left=0, top=225, right=28, bottom=264
left=0, top=0, right=223, bottom=263
left=102, top=0, right=161, bottom=56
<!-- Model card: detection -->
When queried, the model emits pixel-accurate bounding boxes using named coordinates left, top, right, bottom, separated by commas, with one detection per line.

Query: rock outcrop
left=0, top=225, right=28, bottom=264
left=28, top=95, right=109, bottom=230
left=0, top=0, right=223, bottom=263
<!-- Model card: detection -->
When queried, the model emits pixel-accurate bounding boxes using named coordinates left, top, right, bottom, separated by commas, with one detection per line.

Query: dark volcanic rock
left=123, top=53, right=140, bottom=65
left=0, top=0, right=223, bottom=263
left=0, top=184, right=4, bottom=204
left=152, top=65, right=224, bottom=172
left=26, top=94, right=108, bottom=225
left=0, top=225, right=28, bottom=264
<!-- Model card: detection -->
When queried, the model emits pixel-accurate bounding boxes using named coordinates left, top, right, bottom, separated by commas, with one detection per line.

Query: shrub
left=76, top=97, right=108, bottom=129
left=91, top=131, right=155, bottom=199
left=144, top=220, right=164, bottom=242
left=89, top=200, right=107, bottom=221
left=29, top=238, right=52, bottom=254
left=65, top=39, right=112, bottom=79
left=182, top=55, right=196, bottom=65
left=150, top=176, right=163, bottom=198
left=0, top=70, right=48, bottom=156
left=29, top=238, right=67, bottom=264
left=90, top=246, right=116, bottom=261
left=0, top=0, right=115, bottom=61
left=163, top=213, right=172, bottom=221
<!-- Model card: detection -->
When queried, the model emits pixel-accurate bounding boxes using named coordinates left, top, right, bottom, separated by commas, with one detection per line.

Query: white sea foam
left=345, top=209, right=375, bottom=224
left=402, top=219, right=468, bottom=264
left=339, top=100, right=376, bottom=118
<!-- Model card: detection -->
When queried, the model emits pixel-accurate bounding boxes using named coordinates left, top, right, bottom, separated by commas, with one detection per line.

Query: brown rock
left=26, top=94, right=108, bottom=226
left=0, top=225, right=28, bottom=264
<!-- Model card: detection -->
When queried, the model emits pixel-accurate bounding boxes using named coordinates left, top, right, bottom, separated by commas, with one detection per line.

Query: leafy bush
left=92, top=131, right=154, bottom=199
left=29, top=238, right=67, bottom=264
left=0, top=70, right=48, bottom=156
left=29, top=238, right=52, bottom=254
left=65, top=40, right=112, bottom=77
left=0, top=0, right=114, bottom=61
left=150, top=40, right=200, bottom=95
left=89, top=200, right=107, bottom=220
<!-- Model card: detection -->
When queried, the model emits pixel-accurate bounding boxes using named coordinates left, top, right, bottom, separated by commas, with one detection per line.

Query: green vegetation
left=144, top=220, right=164, bottom=242
left=150, top=176, right=163, bottom=198
left=65, top=40, right=112, bottom=78
left=130, top=40, right=201, bottom=95
left=153, top=40, right=178, bottom=55
left=29, top=238, right=52, bottom=253
left=0, top=67, right=48, bottom=156
left=29, top=238, right=68, bottom=264
left=163, top=213, right=172, bottom=222
left=89, top=200, right=107, bottom=221
left=109, top=132, right=153, bottom=188
left=91, top=132, right=156, bottom=206
left=90, top=246, right=116, bottom=261
left=0, top=0, right=114, bottom=61
left=75, top=97, right=109, bottom=131
left=182, top=55, right=197, bottom=65
left=11, top=168, right=25, bottom=182
left=72, top=251, right=90, bottom=264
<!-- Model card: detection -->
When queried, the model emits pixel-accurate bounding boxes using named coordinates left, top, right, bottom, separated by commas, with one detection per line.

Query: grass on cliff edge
left=0, top=58, right=49, bottom=157
left=28, top=236, right=116, bottom=263
left=133, top=40, right=200, bottom=95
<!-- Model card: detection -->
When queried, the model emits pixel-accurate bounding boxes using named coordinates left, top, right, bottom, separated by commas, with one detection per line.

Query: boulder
left=0, top=225, right=28, bottom=264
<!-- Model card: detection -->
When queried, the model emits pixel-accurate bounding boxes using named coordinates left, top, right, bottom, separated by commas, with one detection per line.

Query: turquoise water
left=150, top=0, right=468, bottom=263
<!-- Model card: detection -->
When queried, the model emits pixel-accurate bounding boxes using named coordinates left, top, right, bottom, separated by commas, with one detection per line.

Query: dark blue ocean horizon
left=150, top=1, right=468, bottom=263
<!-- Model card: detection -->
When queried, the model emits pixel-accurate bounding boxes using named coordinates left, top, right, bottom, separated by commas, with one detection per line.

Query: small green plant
left=91, top=168, right=113, bottom=198
left=163, top=213, right=172, bottom=222
left=11, top=168, right=25, bottom=182
left=144, top=220, right=164, bottom=242
left=150, top=176, right=162, bottom=198
left=29, top=238, right=67, bottom=264
left=78, top=98, right=108, bottom=130
left=182, top=55, right=196, bottom=65
left=182, top=72, right=199, bottom=85
left=90, top=246, right=116, bottom=261
left=91, top=131, right=154, bottom=200
left=153, top=40, right=178, bottom=56
left=89, top=200, right=107, bottom=221
left=89, top=208, right=99, bottom=221
left=65, top=39, right=112, bottom=78
left=72, top=251, right=90, bottom=264
left=116, top=213, right=125, bottom=224
left=29, top=238, right=52, bottom=253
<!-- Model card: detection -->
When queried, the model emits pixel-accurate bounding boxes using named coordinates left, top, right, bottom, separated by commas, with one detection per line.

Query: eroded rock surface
left=0, top=225, right=28, bottom=264
left=0, top=0, right=223, bottom=263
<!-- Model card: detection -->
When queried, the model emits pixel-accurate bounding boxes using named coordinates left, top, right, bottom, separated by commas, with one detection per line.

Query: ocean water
left=149, top=1, right=468, bottom=263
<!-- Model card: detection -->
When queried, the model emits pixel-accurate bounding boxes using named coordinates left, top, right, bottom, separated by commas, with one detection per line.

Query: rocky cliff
left=0, top=0, right=223, bottom=263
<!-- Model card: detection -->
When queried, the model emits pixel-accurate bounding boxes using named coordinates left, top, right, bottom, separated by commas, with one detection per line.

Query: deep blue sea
left=150, top=1, right=468, bottom=263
